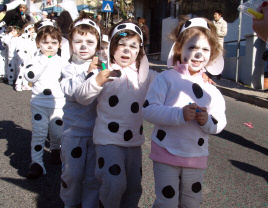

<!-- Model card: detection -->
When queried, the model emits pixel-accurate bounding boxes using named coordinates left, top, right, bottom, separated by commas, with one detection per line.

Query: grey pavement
left=148, top=58, right=268, bottom=109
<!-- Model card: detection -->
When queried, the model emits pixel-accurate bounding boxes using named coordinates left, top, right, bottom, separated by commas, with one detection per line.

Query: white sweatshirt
left=143, top=69, right=227, bottom=158
left=24, top=52, right=68, bottom=108
left=75, top=63, right=157, bottom=147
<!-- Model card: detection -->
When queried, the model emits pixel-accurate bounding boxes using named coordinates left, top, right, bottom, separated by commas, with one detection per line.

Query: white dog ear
left=205, top=53, right=224, bottom=75
left=167, top=43, right=176, bottom=68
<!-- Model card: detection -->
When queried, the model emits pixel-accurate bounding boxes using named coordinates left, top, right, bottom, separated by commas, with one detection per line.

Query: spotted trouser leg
left=60, top=136, right=100, bottom=208
left=30, top=103, right=63, bottom=173
left=153, top=162, right=204, bottom=208
left=95, top=145, right=142, bottom=208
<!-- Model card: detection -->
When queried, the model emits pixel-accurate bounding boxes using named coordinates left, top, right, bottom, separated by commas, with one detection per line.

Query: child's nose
left=123, top=48, right=129, bottom=54
left=195, top=52, right=202, bottom=59
left=80, top=45, right=86, bottom=50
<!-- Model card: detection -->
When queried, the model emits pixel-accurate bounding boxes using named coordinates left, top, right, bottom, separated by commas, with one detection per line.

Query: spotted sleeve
left=143, top=73, right=185, bottom=126
left=199, top=88, right=227, bottom=134
left=24, top=56, right=48, bottom=83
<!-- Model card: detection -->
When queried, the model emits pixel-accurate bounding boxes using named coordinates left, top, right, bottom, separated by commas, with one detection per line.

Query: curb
left=215, top=85, right=268, bottom=109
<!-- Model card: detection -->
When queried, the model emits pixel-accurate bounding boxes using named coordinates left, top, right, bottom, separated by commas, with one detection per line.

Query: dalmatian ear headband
left=37, top=19, right=57, bottom=31
left=167, top=17, right=224, bottom=75
left=111, top=23, right=143, bottom=46
left=73, top=18, right=101, bottom=45
left=24, top=24, right=34, bottom=33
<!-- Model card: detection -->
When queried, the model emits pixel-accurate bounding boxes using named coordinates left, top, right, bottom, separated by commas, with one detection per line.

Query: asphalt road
left=0, top=82, right=267, bottom=208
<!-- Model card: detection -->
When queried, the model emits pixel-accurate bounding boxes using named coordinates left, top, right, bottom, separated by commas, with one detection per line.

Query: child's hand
left=88, top=56, right=101, bottom=73
left=195, top=107, right=208, bottom=126
left=202, top=73, right=215, bottom=84
left=95, top=69, right=116, bottom=87
left=183, top=103, right=198, bottom=122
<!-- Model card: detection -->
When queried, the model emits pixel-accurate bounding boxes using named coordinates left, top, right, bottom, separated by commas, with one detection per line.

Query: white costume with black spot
left=24, top=52, right=68, bottom=174
left=143, top=66, right=227, bottom=208
left=6, top=35, right=19, bottom=84
left=75, top=62, right=157, bottom=208
left=14, top=34, right=37, bottom=89
left=60, top=58, right=100, bottom=207
left=0, top=22, right=7, bottom=79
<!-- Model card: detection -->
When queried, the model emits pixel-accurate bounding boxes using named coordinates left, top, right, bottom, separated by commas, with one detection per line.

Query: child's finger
left=92, top=56, right=99, bottom=64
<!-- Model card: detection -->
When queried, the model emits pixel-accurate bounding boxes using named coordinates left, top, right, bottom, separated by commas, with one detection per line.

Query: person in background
left=96, top=14, right=105, bottom=28
left=57, top=0, right=79, bottom=39
left=42, top=11, right=48, bottom=20
left=212, top=9, right=227, bottom=48
left=2, top=3, right=30, bottom=29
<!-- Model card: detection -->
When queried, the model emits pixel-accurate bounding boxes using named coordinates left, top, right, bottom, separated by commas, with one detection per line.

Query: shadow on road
left=229, top=160, right=268, bottom=183
left=217, top=129, right=268, bottom=156
left=0, top=120, right=64, bottom=208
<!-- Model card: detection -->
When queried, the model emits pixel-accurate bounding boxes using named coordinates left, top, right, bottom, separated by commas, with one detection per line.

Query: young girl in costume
left=24, top=20, right=68, bottom=179
left=74, top=20, right=157, bottom=208
left=14, top=22, right=37, bottom=91
left=99, top=32, right=109, bottom=67
left=4, top=25, right=21, bottom=85
left=60, top=13, right=101, bottom=208
left=142, top=17, right=227, bottom=208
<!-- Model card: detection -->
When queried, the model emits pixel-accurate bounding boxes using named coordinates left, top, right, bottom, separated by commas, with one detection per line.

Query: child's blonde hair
left=170, top=17, right=222, bottom=66
left=68, top=11, right=101, bottom=51
left=108, top=20, right=146, bottom=69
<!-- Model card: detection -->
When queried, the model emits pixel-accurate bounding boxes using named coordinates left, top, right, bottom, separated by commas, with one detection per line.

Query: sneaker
left=15, top=84, right=22, bottom=91
left=21, top=85, right=32, bottom=90
left=26, top=163, right=43, bottom=179
left=8, top=80, right=13, bottom=86
left=51, top=149, right=61, bottom=164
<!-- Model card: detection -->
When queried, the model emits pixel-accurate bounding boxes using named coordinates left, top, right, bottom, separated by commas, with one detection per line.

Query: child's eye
left=189, top=46, right=198, bottom=50
left=203, top=48, right=210, bottom=52
left=130, top=45, right=137, bottom=49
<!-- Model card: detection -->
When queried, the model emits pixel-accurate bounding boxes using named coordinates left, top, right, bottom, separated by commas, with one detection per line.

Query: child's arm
left=74, top=68, right=116, bottom=105
left=24, top=55, right=48, bottom=83
left=143, top=74, right=186, bottom=126
left=61, top=62, right=99, bottom=101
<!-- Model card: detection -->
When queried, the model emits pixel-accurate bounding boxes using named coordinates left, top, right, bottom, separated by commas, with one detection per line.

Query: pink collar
left=173, top=61, right=206, bottom=77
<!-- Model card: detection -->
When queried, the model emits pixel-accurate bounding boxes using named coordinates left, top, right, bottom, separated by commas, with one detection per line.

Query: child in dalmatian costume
left=3, top=25, right=21, bottom=85
left=24, top=20, right=69, bottom=179
left=14, top=22, right=37, bottom=91
left=60, top=14, right=101, bottom=208
left=0, top=21, right=7, bottom=81
left=74, top=21, right=158, bottom=208
left=142, top=17, right=227, bottom=208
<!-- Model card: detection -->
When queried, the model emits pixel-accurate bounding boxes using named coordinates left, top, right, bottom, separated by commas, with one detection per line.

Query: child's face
left=113, top=36, right=140, bottom=68
left=180, top=34, right=211, bottom=75
left=72, top=31, right=98, bottom=61
left=100, top=41, right=109, bottom=61
left=28, top=27, right=35, bottom=38
left=11, top=29, right=19, bottom=37
left=38, top=35, right=60, bottom=57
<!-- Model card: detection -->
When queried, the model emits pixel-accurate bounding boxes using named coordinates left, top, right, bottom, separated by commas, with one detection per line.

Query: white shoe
left=22, top=85, right=32, bottom=90
left=15, top=84, right=22, bottom=91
